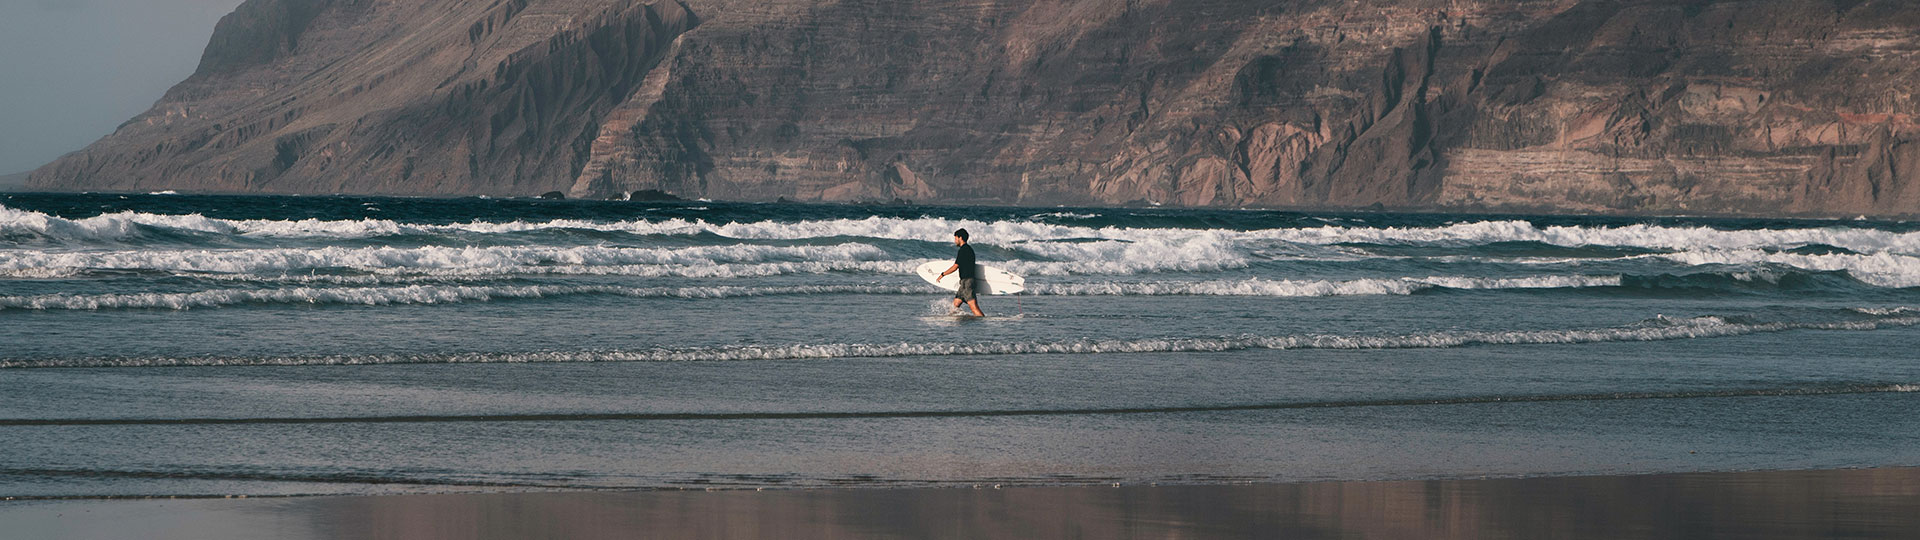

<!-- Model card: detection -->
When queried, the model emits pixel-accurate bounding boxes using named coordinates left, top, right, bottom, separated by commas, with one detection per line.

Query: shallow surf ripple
left=4, top=192, right=1920, bottom=497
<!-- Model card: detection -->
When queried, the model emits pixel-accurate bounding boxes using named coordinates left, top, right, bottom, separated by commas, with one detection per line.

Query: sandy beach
left=5, top=467, right=1916, bottom=539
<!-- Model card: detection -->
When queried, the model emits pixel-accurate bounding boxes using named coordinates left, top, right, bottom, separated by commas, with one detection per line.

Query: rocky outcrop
left=28, top=0, right=1920, bottom=216
left=32, top=0, right=696, bottom=196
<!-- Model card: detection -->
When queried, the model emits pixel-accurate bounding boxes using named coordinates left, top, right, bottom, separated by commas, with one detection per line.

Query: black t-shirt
left=955, top=244, right=978, bottom=279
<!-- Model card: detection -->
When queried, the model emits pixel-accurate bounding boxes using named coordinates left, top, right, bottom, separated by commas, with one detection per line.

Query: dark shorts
left=954, top=278, right=979, bottom=302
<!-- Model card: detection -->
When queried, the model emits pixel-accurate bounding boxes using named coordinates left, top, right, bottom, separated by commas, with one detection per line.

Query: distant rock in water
left=625, top=189, right=682, bottom=202
left=24, top=0, right=1920, bottom=217
left=537, top=191, right=567, bottom=200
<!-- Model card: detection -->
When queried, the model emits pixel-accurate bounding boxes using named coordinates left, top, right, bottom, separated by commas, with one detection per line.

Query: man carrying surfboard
left=938, top=228, right=986, bottom=317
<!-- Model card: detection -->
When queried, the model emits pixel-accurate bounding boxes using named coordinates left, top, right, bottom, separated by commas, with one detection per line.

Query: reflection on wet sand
left=7, top=467, right=1918, bottom=539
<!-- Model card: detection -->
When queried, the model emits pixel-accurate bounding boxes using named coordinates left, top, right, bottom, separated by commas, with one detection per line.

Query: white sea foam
left=0, top=243, right=890, bottom=275
left=1659, top=249, right=1920, bottom=288
left=0, top=245, right=1249, bottom=281
left=180, top=260, right=927, bottom=284
left=0, top=267, right=88, bottom=279
left=17, top=204, right=1920, bottom=288
left=1851, top=307, right=1919, bottom=316
left=13, top=204, right=1920, bottom=255
left=525, top=217, right=1920, bottom=255
left=1005, top=235, right=1253, bottom=274
left=0, top=284, right=931, bottom=310
left=1411, top=275, right=1625, bottom=290
left=0, top=275, right=1625, bottom=309
left=1028, top=275, right=1620, bottom=297
left=1243, top=221, right=1920, bottom=254
left=10, top=312, right=1914, bottom=368
left=0, top=247, right=1237, bottom=279
left=0, top=205, right=241, bottom=241
left=1028, top=212, right=1100, bottom=220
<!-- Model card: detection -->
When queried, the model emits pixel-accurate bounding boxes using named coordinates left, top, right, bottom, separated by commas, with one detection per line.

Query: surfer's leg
left=953, top=278, right=980, bottom=315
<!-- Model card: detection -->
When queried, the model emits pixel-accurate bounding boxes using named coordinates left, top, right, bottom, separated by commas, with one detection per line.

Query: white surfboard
left=916, top=260, right=1025, bottom=295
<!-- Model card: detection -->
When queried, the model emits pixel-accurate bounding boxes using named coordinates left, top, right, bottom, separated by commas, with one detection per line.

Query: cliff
left=27, top=0, right=1920, bottom=216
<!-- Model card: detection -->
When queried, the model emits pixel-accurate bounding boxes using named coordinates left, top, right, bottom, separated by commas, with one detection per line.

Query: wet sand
left=4, top=467, right=1917, bottom=539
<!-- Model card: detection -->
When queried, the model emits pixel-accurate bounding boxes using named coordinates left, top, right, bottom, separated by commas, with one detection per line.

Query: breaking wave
left=0, top=244, right=890, bottom=276
left=9, top=244, right=1918, bottom=290
left=0, top=275, right=1627, bottom=310
left=7, top=311, right=1914, bottom=368
left=15, top=204, right=1920, bottom=287
left=1658, top=249, right=1920, bottom=288
left=1244, top=220, right=1920, bottom=253
left=0, top=284, right=931, bottom=310
left=176, top=261, right=925, bottom=284
left=11, top=204, right=1920, bottom=255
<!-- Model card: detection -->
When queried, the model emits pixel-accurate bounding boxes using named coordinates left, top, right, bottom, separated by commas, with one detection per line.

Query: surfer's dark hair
left=954, top=228, right=969, bottom=241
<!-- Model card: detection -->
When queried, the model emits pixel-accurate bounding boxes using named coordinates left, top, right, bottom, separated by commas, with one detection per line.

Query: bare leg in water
left=952, top=297, right=985, bottom=317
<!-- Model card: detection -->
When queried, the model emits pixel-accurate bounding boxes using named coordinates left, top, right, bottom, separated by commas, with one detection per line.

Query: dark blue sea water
left=3, top=192, right=1918, bottom=498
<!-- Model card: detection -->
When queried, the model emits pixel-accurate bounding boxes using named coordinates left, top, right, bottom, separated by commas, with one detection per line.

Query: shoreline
left=6, top=467, right=1917, bottom=539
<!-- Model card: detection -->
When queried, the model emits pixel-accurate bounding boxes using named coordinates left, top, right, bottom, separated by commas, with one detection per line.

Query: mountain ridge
left=27, top=0, right=1920, bottom=217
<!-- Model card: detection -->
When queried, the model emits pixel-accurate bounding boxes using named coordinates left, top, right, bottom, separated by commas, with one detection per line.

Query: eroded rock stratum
left=28, top=0, right=1920, bottom=216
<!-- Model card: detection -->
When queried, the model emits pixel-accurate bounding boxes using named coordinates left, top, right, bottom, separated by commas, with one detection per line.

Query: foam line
left=1027, top=275, right=1620, bottom=296
left=180, top=260, right=925, bottom=284
left=0, top=244, right=889, bottom=275
left=7, top=311, right=1913, bottom=367
left=0, top=284, right=931, bottom=310
left=1021, top=274, right=1620, bottom=295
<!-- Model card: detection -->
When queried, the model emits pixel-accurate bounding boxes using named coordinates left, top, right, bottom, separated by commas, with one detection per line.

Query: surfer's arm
left=937, top=263, right=959, bottom=278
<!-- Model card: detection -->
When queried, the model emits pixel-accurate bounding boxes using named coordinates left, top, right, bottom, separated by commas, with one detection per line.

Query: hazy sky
left=0, top=0, right=247, bottom=175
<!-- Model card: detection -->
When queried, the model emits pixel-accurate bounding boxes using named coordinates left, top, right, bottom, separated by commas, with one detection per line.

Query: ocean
left=3, top=192, right=1918, bottom=498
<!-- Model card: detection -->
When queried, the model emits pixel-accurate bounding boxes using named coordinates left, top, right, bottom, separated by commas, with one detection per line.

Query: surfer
left=938, top=228, right=986, bottom=317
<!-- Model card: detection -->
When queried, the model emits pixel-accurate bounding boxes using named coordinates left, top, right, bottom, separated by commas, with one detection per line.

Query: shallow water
left=3, top=193, right=1918, bottom=497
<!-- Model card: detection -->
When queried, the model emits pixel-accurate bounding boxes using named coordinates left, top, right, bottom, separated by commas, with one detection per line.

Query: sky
left=0, top=0, right=247, bottom=175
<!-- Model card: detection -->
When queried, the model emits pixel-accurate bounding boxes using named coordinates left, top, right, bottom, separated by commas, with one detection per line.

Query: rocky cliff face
left=32, top=0, right=696, bottom=196
left=28, top=0, right=1920, bottom=216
